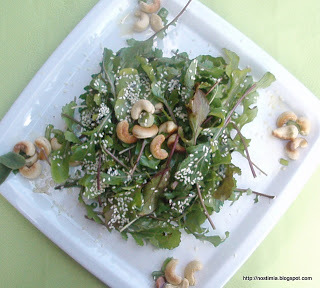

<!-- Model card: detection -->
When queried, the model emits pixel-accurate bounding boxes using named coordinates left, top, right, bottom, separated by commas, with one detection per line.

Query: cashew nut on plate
left=116, top=120, right=138, bottom=144
left=285, top=137, right=308, bottom=160
left=50, top=137, right=63, bottom=151
left=133, top=10, right=150, bottom=32
left=132, top=124, right=158, bottom=139
left=165, top=259, right=182, bottom=285
left=272, top=125, right=299, bottom=140
left=34, top=136, right=52, bottom=160
left=131, top=99, right=155, bottom=120
left=19, top=161, right=42, bottom=179
left=25, top=153, right=38, bottom=167
left=150, top=134, right=168, bottom=160
left=276, top=111, right=297, bottom=127
left=150, top=13, right=164, bottom=32
left=13, top=141, right=36, bottom=157
left=140, top=0, right=161, bottom=14
left=184, top=260, right=203, bottom=286
left=158, top=121, right=178, bottom=134
left=296, top=117, right=311, bottom=136
left=154, top=102, right=164, bottom=114
left=167, top=134, right=186, bottom=153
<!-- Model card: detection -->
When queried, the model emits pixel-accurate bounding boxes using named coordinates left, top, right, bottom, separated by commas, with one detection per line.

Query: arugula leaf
left=78, top=193, right=103, bottom=224
left=0, top=163, right=12, bottom=185
left=51, top=143, right=70, bottom=183
left=61, top=101, right=77, bottom=130
left=0, top=152, right=26, bottom=169
left=187, top=88, right=210, bottom=145
left=139, top=170, right=170, bottom=216
left=193, top=231, right=230, bottom=247
left=64, top=131, right=81, bottom=144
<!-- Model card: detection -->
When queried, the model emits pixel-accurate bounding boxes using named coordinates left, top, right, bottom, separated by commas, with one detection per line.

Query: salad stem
left=205, top=77, right=223, bottom=99
left=236, top=188, right=275, bottom=199
left=130, top=140, right=147, bottom=176
left=232, top=123, right=257, bottom=178
left=119, top=217, right=140, bottom=233
left=148, top=0, right=194, bottom=41
left=119, top=145, right=136, bottom=155
left=213, top=84, right=257, bottom=142
left=61, top=113, right=85, bottom=128
left=101, top=146, right=130, bottom=171
left=196, top=183, right=216, bottom=230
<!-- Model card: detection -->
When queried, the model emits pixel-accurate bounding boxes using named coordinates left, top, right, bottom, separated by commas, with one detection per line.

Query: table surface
left=1, top=1, right=319, bottom=287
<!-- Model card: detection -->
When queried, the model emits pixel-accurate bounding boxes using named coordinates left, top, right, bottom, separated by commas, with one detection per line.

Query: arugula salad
left=0, top=1, right=276, bottom=250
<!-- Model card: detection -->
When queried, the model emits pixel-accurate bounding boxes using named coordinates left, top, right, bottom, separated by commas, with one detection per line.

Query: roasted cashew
left=288, top=137, right=308, bottom=151
left=154, top=102, right=164, bottom=114
left=140, top=0, right=161, bottom=14
left=133, top=11, right=150, bottom=32
left=35, top=136, right=52, bottom=160
left=132, top=124, right=158, bottom=139
left=116, top=120, right=138, bottom=144
left=184, top=260, right=203, bottom=286
left=276, top=111, right=297, bottom=127
left=167, top=134, right=186, bottom=153
left=284, top=142, right=299, bottom=160
left=165, top=259, right=182, bottom=285
left=131, top=99, right=155, bottom=120
left=296, top=117, right=311, bottom=136
left=138, top=111, right=155, bottom=128
left=150, top=134, right=168, bottom=160
left=272, top=125, right=298, bottom=140
left=13, top=141, right=36, bottom=157
left=19, top=161, right=42, bottom=179
left=164, top=278, right=189, bottom=288
left=159, top=121, right=178, bottom=134
left=50, top=137, right=63, bottom=151
left=25, top=153, right=38, bottom=167
left=150, top=13, right=164, bottom=32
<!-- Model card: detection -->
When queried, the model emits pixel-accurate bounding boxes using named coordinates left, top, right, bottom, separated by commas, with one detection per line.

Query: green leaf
left=223, top=49, right=240, bottom=77
left=185, top=203, right=207, bottom=233
left=157, top=8, right=169, bottom=25
left=90, top=74, right=108, bottom=94
left=0, top=163, right=11, bottom=185
left=176, top=144, right=211, bottom=185
left=64, top=131, right=81, bottom=144
left=0, top=152, right=26, bottom=169
left=184, top=59, right=198, bottom=89
left=214, top=165, right=241, bottom=201
left=139, top=170, right=170, bottom=216
left=78, top=194, right=103, bottom=224
left=61, top=101, right=77, bottom=130
left=102, top=48, right=116, bottom=97
left=51, top=143, right=70, bottom=183
left=187, top=88, right=210, bottom=145
left=193, top=231, right=229, bottom=247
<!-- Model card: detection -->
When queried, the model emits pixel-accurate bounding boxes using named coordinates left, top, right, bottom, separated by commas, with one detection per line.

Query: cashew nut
left=138, top=111, right=155, bottom=128
left=155, top=102, right=164, bottom=114
left=131, top=99, right=155, bottom=120
left=296, top=117, right=311, bottom=136
left=133, top=11, right=150, bottom=32
left=284, top=142, right=299, bottom=160
left=35, top=136, right=52, bottom=160
left=25, top=153, right=38, bottom=167
left=167, top=134, right=186, bottom=153
left=164, top=278, right=189, bottom=288
left=276, top=111, right=297, bottom=127
left=165, top=259, right=182, bottom=285
left=50, top=137, right=63, bottom=151
left=116, top=120, right=138, bottom=144
left=159, top=121, right=178, bottom=134
left=184, top=260, right=203, bottom=286
left=150, top=13, right=164, bottom=32
left=132, top=124, right=158, bottom=139
left=150, top=134, right=168, bottom=160
left=287, top=137, right=308, bottom=151
left=272, top=125, right=298, bottom=140
left=19, top=161, right=42, bottom=179
left=13, top=141, right=36, bottom=157
left=140, top=0, right=161, bottom=14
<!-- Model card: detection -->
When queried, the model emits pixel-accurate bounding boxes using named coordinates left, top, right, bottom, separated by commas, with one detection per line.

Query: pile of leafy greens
left=45, top=36, right=275, bottom=249
left=0, top=1, right=275, bottom=250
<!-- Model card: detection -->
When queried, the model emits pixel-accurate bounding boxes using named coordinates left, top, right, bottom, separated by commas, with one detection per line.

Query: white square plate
left=1, top=0, right=320, bottom=287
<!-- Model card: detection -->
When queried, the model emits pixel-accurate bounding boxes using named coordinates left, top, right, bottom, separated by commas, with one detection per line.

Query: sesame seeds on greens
left=31, top=2, right=276, bottom=249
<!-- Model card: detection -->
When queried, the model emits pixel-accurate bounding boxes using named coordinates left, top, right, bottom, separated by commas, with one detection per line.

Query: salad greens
left=0, top=0, right=276, bottom=249
left=44, top=39, right=275, bottom=249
